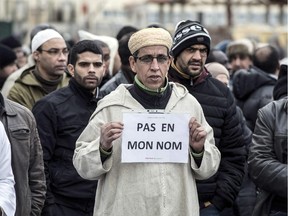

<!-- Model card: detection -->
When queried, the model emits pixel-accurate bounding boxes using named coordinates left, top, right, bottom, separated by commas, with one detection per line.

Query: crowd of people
left=0, top=20, right=287, bottom=216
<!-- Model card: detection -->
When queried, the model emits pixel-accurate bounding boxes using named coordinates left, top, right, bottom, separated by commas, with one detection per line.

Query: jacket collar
left=0, top=94, right=17, bottom=117
left=69, top=78, right=101, bottom=103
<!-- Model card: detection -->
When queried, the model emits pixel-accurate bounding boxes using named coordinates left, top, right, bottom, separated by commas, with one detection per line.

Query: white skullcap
left=31, top=29, right=64, bottom=52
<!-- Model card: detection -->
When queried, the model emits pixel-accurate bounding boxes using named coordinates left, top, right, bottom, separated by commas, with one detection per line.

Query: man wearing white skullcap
left=31, top=29, right=64, bottom=53
left=73, top=27, right=220, bottom=216
left=7, top=28, right=70, bottom=110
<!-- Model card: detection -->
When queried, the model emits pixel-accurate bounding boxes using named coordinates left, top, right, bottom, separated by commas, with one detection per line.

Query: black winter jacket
left=233, top=66, right=277, bottom=131
left=32, top=78, right=100, bottom=212
left=168, top=66, right=246, bottom=211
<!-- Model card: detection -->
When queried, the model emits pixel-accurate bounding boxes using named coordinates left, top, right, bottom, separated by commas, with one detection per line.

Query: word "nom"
left=128, top=141, right=182, bottom=150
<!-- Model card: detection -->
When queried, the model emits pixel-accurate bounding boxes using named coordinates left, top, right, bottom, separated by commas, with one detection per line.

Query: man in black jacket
left=32, top=40, right=105, bottom=216
left=168, top=20, right=246, bottom=215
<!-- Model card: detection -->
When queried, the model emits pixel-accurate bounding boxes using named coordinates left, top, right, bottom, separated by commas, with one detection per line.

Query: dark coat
left=32, top=78, right=100, bottom=212
left=0, top=94, right=46, bottom=216
left=168, top=66, right=246, bottom=211
left=233, top=66, right=277, bottom=131
left=248, top=97, right=288, bottom=216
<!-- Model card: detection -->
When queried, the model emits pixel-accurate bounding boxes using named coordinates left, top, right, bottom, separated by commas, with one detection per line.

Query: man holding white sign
left=73, top=27, right=221, bottom=216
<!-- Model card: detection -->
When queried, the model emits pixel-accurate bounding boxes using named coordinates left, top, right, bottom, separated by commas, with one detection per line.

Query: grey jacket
left=0, top=94, right=46, bottom=216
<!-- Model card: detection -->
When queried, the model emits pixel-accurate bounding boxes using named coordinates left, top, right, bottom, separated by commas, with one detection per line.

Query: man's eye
left=157, top=55, right=168, bottom=63
left=79, top=62, right=90, bottom=67
left=93, top=62, right=103, bottom=67
left=186, top=48, right=196, bottom=53
left=140, top=56, right=152, bottom=63
left=48, top=50, right=59, bottom=54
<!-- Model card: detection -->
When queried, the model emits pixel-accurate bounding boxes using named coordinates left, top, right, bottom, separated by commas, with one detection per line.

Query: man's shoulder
left=35, top=85, right=72, bottom=107
left=4, top=98, right=35, bottom=120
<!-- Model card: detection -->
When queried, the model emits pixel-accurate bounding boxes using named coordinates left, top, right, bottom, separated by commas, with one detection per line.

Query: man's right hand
left=100, top=122, right=124, bottom=150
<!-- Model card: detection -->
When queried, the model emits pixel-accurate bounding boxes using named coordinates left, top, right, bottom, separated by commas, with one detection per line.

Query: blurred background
left=0, top=0, right=287, bottom=50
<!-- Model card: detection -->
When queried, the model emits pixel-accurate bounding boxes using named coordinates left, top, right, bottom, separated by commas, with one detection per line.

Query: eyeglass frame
left=133, top=54, right=170, bottom=64
left=38, top=47, right=69, bottom=56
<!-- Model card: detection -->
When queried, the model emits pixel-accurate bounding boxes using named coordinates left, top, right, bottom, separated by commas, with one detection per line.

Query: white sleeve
left=0, top=122, right=16, bottom=216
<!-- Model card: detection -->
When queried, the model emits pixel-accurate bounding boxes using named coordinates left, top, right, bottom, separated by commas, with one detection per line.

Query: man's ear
left=33, top=51, right=39, bottom=61
left=67, top=64, right=74, bottom=77
left=129, top=56, right=137, bottom=73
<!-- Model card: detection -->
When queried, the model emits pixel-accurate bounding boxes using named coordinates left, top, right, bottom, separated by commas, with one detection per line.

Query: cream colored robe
left=73, top=83, right=220, bottom=216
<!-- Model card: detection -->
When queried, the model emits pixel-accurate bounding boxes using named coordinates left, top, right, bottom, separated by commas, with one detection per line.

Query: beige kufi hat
left=128, top=28, right=172, bottom=55
left=205, top=62, right=230, bottom=79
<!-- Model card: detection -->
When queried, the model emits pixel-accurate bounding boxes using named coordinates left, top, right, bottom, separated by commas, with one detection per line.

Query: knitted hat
left=0, top=35, right=21, bottom=49
left=171, top=20, right=211, bottom=58
left=128, top=28, right=173, bottom=55
left=31, top=29, right=64, bottom=52
left=226, top=38, right=255, bottom=59
left=273, top=64, right=287, bottom=100
left=205, top=62, right=230, bottom=79
left=0, top=44, right=17, bottom=69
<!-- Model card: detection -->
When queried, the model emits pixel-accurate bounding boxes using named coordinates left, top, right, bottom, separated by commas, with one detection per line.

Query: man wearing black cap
left=0, top=44, right=18, bottom=89
left=169, top=20, right=246, bottom=215
left=0, top=35, right=27, bottom=68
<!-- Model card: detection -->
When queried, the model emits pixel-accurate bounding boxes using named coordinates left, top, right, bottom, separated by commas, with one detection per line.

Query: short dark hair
left=253, top=45, right=279, bottom=74
left=68, top=40, right=103, bottom=66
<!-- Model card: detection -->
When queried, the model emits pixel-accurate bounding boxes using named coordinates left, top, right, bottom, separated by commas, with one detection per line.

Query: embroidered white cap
left=31, top=29, right=64, bottom=52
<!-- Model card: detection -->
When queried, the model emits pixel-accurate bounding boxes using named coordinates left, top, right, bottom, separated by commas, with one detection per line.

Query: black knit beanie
left=0, top=44, right=17, bottom=69
left=171, top=20, right=211, bottom=58
left=0, top=35, right=21, bottom=49
left=273, top=64, right=287, bottom=100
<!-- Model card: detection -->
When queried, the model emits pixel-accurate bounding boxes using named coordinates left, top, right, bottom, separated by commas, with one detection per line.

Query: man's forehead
left=42, top=38, right=66, bottom=48
left=138, top=45, right=168, bottom=54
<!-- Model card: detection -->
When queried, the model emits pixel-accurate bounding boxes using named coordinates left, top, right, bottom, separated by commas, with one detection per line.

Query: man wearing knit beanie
left=73, top=27, right=220, bottom=216
left=169, top=20, right=246, bottom=215
left=0, top=35, right=27, bottom=68
left=7, top=28, right=70, bottom=110
left=226, top=38, right=255, bottom=74
left=0, top=44, right=18, bottom=89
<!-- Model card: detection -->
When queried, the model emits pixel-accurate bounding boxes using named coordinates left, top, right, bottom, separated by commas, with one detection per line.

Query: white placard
left=121, top=111, right=190, bottom=163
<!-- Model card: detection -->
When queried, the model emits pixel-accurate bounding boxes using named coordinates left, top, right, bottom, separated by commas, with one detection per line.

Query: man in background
left=7, top=28, right=70, bottom=110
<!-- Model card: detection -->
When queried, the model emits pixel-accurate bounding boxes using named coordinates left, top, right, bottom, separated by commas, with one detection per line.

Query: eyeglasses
left=39, top=48, right=69, bottom=56
left=185, top=47, right=208, bottom=56
left=134, top=54, right=169, bottom=64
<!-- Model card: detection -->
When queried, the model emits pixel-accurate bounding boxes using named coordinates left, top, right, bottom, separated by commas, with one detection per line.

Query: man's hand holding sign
left=189, top=117, right=206, bottom=153
left=99, top=111, right=206, bottom=163
left=100, top=122, right=124, bottom=151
